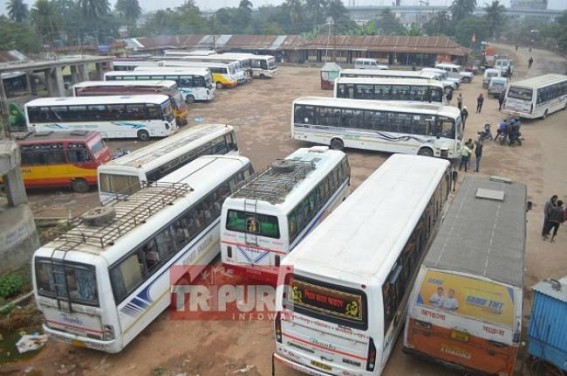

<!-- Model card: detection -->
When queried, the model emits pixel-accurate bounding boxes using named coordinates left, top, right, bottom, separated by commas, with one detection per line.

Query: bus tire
left=185, top=95, right=195, bottom=104
left=259, top=74, right=266, bottom=79
left=330, top=138, right=344, bottom=151
left=417, top=148, right=434, bottom=157
left=81, top=206, right=116, bottom=227
left=72, top=178, right=90, bottom=193
left=137, top=130, right=150, bottom=141
left=271, top=159, right=296, bottom=172
left=216, top=82, right=224, bottom=89
left=542, top=110, right=548, bottom=120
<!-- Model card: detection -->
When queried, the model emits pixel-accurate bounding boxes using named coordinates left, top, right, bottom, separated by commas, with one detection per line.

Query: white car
left=435, top=63, right=473, bottom=83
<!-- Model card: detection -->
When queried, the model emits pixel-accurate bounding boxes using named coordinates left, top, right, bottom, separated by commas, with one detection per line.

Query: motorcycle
left=477, top=123, right=493, bottom=141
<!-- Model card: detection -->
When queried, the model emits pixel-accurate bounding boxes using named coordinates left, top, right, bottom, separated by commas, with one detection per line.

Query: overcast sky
left=1, top=0, right=565, bottom=18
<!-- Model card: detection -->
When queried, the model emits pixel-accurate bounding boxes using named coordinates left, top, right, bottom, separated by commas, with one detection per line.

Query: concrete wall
left=0, top=204, right=40, bottom=274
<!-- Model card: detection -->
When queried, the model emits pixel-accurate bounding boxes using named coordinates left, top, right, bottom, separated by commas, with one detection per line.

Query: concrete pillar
left=54, top=66, right=65, bottom=96
left=95, top=62, right=104, bottom=80
left=0, top=141, right=27, bottom=206
left=70, top=65, right=79, bottom=85
left=81, top=64, right=90, bottom=81
left=45, top=69, right=56, bottom=97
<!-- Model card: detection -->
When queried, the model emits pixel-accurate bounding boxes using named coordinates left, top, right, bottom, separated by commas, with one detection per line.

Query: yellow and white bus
left=220, top=146, right=350, bottom=283
left=274, top=154, right=452, bottom=376
left=97, top=124, right=239, bottom=205
left=33, top=155, right=254, bottom=353
left=144, top=60, right=241, bottom=89
left=502, top=73, right=567, bottom=119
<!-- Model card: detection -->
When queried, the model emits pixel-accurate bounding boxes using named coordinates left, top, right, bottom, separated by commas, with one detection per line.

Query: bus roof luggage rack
left=56, top=182, right=191, bottom=251
left=232, top=159, right=315, bottom=204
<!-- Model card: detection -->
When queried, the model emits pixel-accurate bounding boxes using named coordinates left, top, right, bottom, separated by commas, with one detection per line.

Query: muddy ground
left=3, top=44, right=567, bottom=376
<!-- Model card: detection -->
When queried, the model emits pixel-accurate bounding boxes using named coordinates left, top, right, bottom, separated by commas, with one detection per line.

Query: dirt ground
left=4, top=44, right=567, bottom=376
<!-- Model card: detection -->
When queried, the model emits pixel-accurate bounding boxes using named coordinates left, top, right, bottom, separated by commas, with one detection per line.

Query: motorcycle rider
left=477, top=123, right=492, bottom=141
left=508, top=118, right=522, bottom=145
left=496, top=119, right=509, bottom=142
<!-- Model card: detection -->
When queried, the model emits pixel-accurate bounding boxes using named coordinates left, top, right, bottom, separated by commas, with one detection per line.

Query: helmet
left=463, top=106, right=467, bottom=110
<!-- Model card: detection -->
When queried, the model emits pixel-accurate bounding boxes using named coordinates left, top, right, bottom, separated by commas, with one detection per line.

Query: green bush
left=0, top=274, right=23, bottom=299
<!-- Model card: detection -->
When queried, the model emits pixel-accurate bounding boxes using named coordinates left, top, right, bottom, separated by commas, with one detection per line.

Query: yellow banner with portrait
left=416, top=270, right=515, bottom=327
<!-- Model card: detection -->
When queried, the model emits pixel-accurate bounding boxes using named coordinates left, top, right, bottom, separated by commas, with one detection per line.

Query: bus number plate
left=310, top=360, right=332, bottom=371
left=71, top=339, right=86, bottom=348
left=451, top=330, right=469, bottom=342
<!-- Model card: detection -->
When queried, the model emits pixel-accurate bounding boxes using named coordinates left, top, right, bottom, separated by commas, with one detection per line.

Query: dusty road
left=6, top=44, right=567, bottom=376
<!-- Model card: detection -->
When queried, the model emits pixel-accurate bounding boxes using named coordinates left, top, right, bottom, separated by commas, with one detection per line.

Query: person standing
left=461, top=106, right=469, bottom=129
left=498, top=91, right=505, bottom=111
left=529, top=56, right=534, bottom=69
left=547, top=200, right=565, bottom=242
left=542, top=195, right=558, bottom=240
left=476, top=93, right=484, bottom=113
left=459, top=142, right=472, bottom=172
left=474, top=140, right=484, bottom=173
left=446, top=89, right=453, bottom=104
left=457, top=93, right=463, bottom=110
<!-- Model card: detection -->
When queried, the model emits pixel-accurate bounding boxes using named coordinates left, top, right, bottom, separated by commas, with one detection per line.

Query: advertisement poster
left=416, top=270, right=515, bottom=327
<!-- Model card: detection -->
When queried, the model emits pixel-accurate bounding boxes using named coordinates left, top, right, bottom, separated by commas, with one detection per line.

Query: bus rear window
left=285, top=274, right=367, bottom=330
left=507, top=86, right=533, bottom=101
left=99, top=173, right=141, bottom=195
left=226, top=210, right=280, bottom=238
left=35, top=259, right=99, bottom=306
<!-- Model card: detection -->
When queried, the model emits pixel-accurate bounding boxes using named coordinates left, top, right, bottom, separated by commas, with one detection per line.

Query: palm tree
left=30, top=0, right=61, bottom=45
left=484, top=0, right=506, bottom=38
left=284, top=0, right=305, bottom=32
left=423, top=10, right=453, bottom=36
left=115, top=0, right=141, bottom=25
left=449, top=0, right=477, bottom=23
left=238, top=0, right=253, bottom=12
left=78, top=0, right=110, bottom=22
left=7, top=0, right=29, bottom=22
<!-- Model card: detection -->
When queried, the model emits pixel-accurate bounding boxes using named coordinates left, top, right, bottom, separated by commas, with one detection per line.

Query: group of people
left=459, top=138, right=484, bottom=173
left=542, top=195, right=566, bottom=242
left=429, top=286, right=459, bottom=310
left=496, top=117, right=522, bottom=145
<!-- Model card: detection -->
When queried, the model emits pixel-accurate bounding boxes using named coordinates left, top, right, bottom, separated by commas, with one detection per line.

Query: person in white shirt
left=443, top=289, right=459, bottom=310
left=429, top=287, right=445, bottom=308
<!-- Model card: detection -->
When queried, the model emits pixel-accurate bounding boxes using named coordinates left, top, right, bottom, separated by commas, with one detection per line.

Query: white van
left=354, top=58, right=388, bottom=70
left=483, top=68, right=501, bottom=88
left=435, top=63, right=473, bottom=83
left=494, top=58, right=514, bottom=77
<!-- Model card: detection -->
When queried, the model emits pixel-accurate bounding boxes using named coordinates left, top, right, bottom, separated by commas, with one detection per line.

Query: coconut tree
left=449, top=0, right=477, bottom=23
left=7, top=0, right=29, bottom=22
left=484, top=0, right=506, bottom=38
left=30, top=0, right=62, bottom=45
left=115, top=0, right=141, bottom=26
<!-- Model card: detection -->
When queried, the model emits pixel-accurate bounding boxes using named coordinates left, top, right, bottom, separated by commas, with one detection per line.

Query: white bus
left=403, top=176, right=527, bottom=376
left=72, top=80, right=189, bottom=126
left=112, top=59, right=161, bottom=71
left=98, top=123, right=239, bottom=205
left=334, top=77, right=446, bottom=104
left=33, top=155, right=254, bottom=353
left=274, top=154, right=452, bottom=376
left=218, top=53, right=278, bottom=79
left=179, top=55, right=251, bottom=81
left=292, top=96, right=463, bottom=159
left=25, top=95, right=177, bottom=141
left=339, top=68, right=456, bottom=93
left=144, top=60, right=241, bottom=89
left=104, top=68, right=215, bottom=103
left=502, top=73, right=567, bottom=119
left=220, top=146, right=350, bottom=283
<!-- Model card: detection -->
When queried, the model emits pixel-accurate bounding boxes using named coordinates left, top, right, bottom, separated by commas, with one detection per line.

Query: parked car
left=435, top=63, right=474, bottom=83
left=483, top=68, right=501, bottom=88
left=494, top=58, right=514, bottom=77
left=488, top=77, right=508, bottom=98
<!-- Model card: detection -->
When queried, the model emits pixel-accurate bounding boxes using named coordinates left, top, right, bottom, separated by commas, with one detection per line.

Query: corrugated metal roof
left=532, top=276, right=567, bottom=303
left=127, top=34, right=468, bottom=56
left=424, top=176, right=527, bottom=287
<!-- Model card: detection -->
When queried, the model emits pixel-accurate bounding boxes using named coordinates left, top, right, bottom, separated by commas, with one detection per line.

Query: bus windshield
left=507, top=86, right=533, bottom=101
left=35, top=259, right=99, bottom=306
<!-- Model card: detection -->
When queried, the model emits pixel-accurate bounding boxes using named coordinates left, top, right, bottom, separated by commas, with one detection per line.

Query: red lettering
left=327, top=298, right=344, bottom=308
left=483, top=325, right=505, bottom=336
left=304, top=290, right=316, bottom=300
left=420, top=309, right=446, bottom=320
left=316, top=294, right=327, bottom=303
